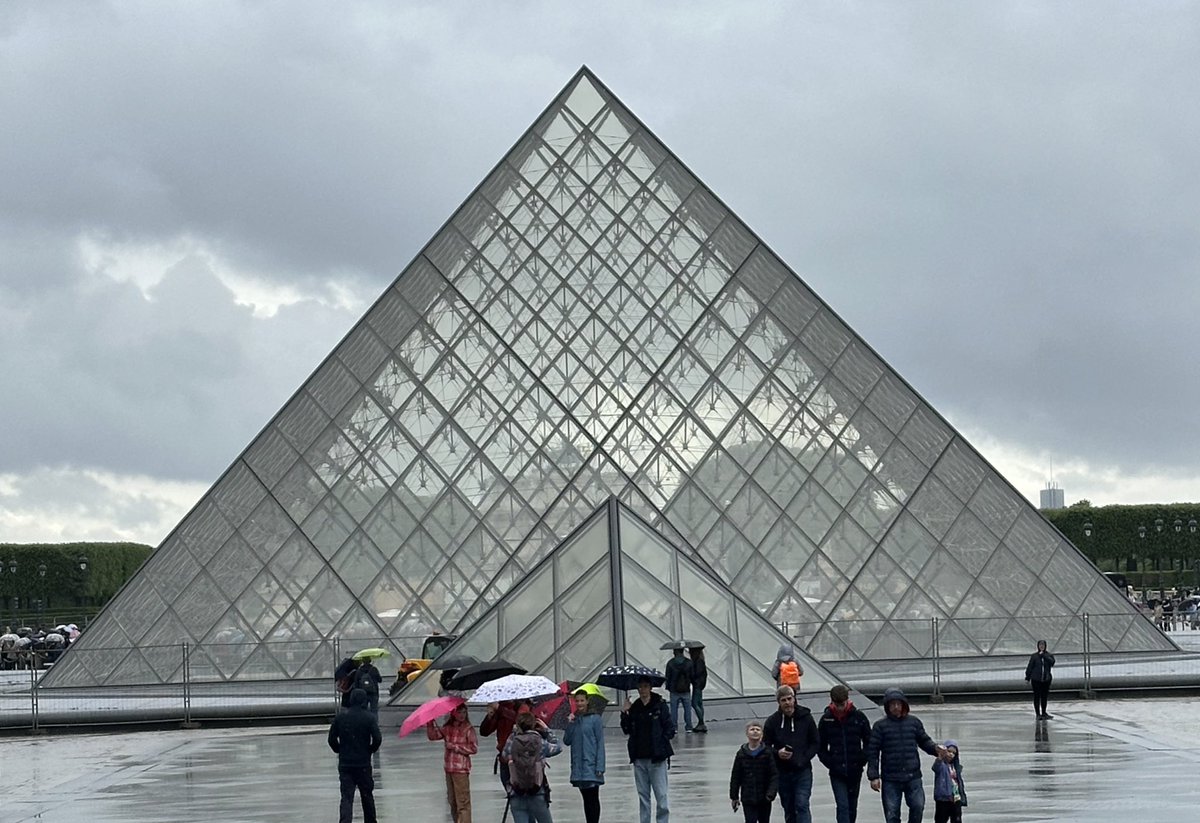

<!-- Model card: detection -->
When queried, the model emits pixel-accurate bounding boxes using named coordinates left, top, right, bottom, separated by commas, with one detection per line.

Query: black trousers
left=578, top=785, right=601, bottom=823
left=339, top=766, right=377, bottom=823
left=1031, top=680, right=1051, bottom=715
left=741, top=800, right=773, bottom=823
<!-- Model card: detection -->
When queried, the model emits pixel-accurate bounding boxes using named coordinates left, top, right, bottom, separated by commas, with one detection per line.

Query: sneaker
left=694, top=725, right=707, bottom=734
left=685, top=727, right=694, bottom=732
left=1042, top=713, right=1053, bottom=719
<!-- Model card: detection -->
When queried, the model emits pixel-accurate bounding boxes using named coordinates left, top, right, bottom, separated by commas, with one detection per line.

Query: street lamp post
left=36, top=563, right=47, bottom=624
left=3, top=559, right=15, bottom=628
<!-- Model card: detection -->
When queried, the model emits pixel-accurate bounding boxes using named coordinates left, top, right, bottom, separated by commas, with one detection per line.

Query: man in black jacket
left=763, top=685, right=820, bottom=823
left=621, top=676, right=675, bottom=823
left=1024, top=640, right=1056, bottom=719
left=328, top=688, right=383, bottom=823
left=817, top=684, right=872, bottom=823
left=865, top=688, right=946, bottom=823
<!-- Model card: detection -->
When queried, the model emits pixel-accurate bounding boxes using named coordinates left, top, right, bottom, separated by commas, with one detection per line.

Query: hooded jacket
left=564, top=711, right=606, bottom=786
left=621, top=691, right=675, bottom=763
left=1025, top=649, right=1055, bottom=683
left=763, top=703, right=819, bottom=772
left=730, top=743, right=779, bottom=805
left=931, top=740, right=967, bottom=805
left=327, top=688, right=382, bottom=768
left=770, top=644, right=795, bottom=684
left=865, top=688, right=939, bottom=783
left=817, top=700, right=872, bottom=777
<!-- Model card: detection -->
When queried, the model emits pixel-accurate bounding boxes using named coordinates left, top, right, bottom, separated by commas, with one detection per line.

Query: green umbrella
left=572, top=682, right=606, bottom=698
left=352, top=647, right=390, bottom=661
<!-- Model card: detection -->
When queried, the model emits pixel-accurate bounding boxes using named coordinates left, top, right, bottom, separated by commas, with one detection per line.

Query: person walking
left=689, top=647, right=708, bottom=733
left=771, top=644, right=803, bottom=691
left=763, top=685, right=819, bottom=823
left=930, top=740, right=967, bottom=823
left=355, top=658, right=382, bottom=718
left=865, top=687, right=947, bottom=823
left=503, top=712, right=564, bottom=823
left=428, top=702, right=479, bottom=823
left=664, top=647, right=694, bottom=732
left=481, top=700, right=532, bottom=791
left=730, top=719, right=779, bottom=823
left=817, top=684, right=872, bottom=823
left=327, top=687, right=382, bottom=823
left=564, top=689, right=606, bottom=823
left=621, top=675, right=675, bottom=823
left=1024, top=640, right=1055, bottom=719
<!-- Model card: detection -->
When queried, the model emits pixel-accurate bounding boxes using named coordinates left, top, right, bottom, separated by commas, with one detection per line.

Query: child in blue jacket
left=931, top=739, right=967, bottom=823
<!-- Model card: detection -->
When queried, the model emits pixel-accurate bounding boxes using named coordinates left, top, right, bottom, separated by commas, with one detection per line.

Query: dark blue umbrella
left=596, top=664, right=666, bottom=690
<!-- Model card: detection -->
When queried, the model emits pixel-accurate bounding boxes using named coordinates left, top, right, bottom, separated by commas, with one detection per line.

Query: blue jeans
left=881, top=778, right=925, bottom=823
left=829, top=772, right=864, bottom=823
left=509, top=792, right=553, bottom=823
left=669, top=691, right=692, bottom=730
left=776, top=768, right=813, bottom=823
left=633, top=759, right=670, bottom=823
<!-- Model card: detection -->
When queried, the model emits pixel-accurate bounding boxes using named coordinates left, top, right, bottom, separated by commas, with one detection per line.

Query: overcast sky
left=2, top=2, right=1198, bottom=546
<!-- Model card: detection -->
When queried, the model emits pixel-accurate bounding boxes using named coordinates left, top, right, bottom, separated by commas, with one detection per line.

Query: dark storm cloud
left=0, top=1, right=1197, bottom=523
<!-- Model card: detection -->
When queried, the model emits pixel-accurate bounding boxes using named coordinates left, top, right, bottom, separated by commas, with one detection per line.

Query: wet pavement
left=7, top=695, right=1200, bottom=821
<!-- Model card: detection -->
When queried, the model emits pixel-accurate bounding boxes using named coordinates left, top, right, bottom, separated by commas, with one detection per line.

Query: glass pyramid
left=44, top=68, right=1171, bottom=689
left=400, top=498, right=839, bottom=702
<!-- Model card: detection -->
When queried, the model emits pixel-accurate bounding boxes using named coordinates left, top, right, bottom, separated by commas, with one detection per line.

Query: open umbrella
left=536, top=682, right=609, bottom=728
left=658, top=640, right=705, bottom=651
left=596, top=664, right=666, bottom=690
left=432, top=654, right=479, bottom=672
left=352, top=647, right=390, bottom=661
left=468, top=674, right=560, bottom=704
left=445, top=658, right=527, bottom=691
left=399, top=695, right=465, bottom=737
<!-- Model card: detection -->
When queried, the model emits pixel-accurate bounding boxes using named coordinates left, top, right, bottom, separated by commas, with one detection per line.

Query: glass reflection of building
left=43, top=68, right=1172, bottom=690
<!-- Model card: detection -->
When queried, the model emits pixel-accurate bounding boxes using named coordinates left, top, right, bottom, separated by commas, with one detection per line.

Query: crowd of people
left=0, top=624, right=79, bottom=670
left=327, top=639, right=1022, bottom=823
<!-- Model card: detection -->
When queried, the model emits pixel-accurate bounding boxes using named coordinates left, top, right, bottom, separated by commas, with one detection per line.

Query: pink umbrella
left=398, top=695, right=465, bottom=738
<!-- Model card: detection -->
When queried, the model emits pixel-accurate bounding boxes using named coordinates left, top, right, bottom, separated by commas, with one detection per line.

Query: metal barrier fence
left=0, top=638, right=371, bottom=733
left=777, top=612, right=1200, bottom=698
left=4, top=616, right=1200, bottom=733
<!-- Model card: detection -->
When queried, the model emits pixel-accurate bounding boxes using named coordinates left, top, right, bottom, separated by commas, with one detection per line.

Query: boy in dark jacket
left=328, top=688, right=383, bottom=823
left=621, top=676, right=675, bottom=823
left=762, top=685, right=819, bottom=823
left=731, top=719, right=779, bottom=822
left=865, top=688, right=947, bottom=823
left=817, top=684, right=872, bottom=823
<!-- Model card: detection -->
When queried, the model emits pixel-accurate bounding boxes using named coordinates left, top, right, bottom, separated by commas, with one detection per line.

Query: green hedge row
left=0, top=542, right=152, bottom=614
left=1043, top=501, right=1200, bottom=578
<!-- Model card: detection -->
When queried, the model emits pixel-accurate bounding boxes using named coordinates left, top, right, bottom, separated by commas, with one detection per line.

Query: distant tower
left=1040, top=482, right=1065, bottom=510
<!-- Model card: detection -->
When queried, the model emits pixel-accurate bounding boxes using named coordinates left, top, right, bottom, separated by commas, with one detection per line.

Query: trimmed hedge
left=1043, top=502, right=1200, bottom=590
left=0, top=542, right=152, bottom=618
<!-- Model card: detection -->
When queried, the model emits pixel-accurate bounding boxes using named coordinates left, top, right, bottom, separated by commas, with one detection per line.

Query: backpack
left=508, top=730, right=546, bottom=795
left=355, top=665, right=378, bottom=696
left=779, top=660, right=801, bottom=688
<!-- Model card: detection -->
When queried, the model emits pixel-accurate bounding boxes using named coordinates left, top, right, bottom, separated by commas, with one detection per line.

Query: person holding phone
left=763, top=685, right=819, bottom=823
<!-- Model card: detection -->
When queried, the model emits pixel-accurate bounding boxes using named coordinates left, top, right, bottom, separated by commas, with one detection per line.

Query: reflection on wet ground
left=8, top=697, right=1200, bottom=821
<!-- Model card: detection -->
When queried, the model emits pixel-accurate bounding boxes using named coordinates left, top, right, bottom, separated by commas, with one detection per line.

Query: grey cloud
left=0, top=1, right=1197, bottom=503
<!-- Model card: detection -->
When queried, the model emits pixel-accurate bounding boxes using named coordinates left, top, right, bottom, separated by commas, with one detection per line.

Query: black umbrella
left=445, top=658, right=527, bottom=691
left=659, top=640, right=705, bottom=651
left=596, top=664, right=666, bottom=690
left=434, top=654, right=480, bottom=672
